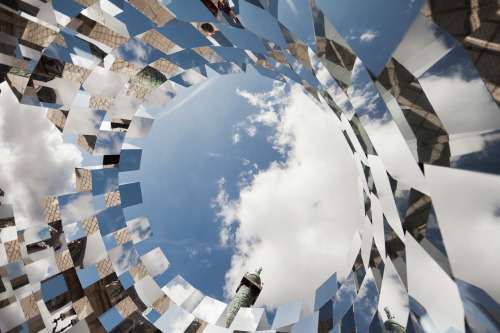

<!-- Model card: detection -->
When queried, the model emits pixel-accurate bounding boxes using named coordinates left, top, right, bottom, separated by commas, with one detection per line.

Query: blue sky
left=19, top=2, right=454, bottom=321
left=5, top=0, right=498, bottom=331
left=120, top=68, right=283, bottom=301
left=103, top=0, right=429, bottom=316
left=315, top=0, right=426, bottom=74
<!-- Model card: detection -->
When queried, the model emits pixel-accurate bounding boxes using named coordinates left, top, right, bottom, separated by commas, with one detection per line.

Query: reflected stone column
left=226, top=267, right=263, bottom=328
left=384, top=307, right=406, bottom=333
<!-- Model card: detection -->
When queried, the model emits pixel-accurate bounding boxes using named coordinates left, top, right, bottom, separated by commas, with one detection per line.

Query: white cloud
left=113, top=38, right=152, bottom=66
left=232, top=133, right=240, bottom=144
left=0, top=302, right=26, bottom=332
left=154, top=304, right=195, bottom=333
left=145, top=81, right=176, bottom=109
left=127, top=216, right=153, bottom=243
left=213, top=83, right=364, bottom=311
left=0, top=82, right=83, bottom=230
left=377, top=259, right=409, bottom=326
left=208, top=152, right=221, bottom=158
left=64, top=106, right=105, bottom=135
left=94, top=130, right=126, bottom=155
left=347, top=61, right=379, bottom=114
left=82, top=233, right=107, bottom=268
left=187, top=247, right=198, bottom=258
left=419, top=69, right=500, bottom=136
left=23, top=225, right=50, bottom=244
left=176, top=69, right=207, bottom=87
left=450, top=130, right=500, bottom=160
left=162, top=275, right=196, bottom=305
left=127, top=113, right=155, bottom=138
left=216, top=177, right=226, bottom=187
left=107, top=94, right=142, bottom=120
left=141, top=247, right=170, bottom=277
left=237, top=85, right=283, bottom=127
left=236, top=169, right=254, bottom=189
left=245, top=125, right=257, bottom=137
left=211, top=179, right=237, bottom=247
left=82, top=66, right=129, bottom=97
left=229, top=307, right=267, bottom=331
left=108, top=242, right=140, bottom=275
left=348, top=82, right=378, bottom=113
left=231, top=84, right=286, bottom=147
left=25, top=256, right=58, bottom=283
left=59, top=192, right=95, bottom=224
left=64, top=221, right=82, bottom=240
left=406, top=233, right=464, bottom=332
left=192, top=296, right=227, bottom=325
left=135, top=275, right=163, bottom=306
left=392, top=14, right=455, bottom=78
left=425, top=165, right=500, bottom=305
left=362, top=116, right=429, bottom=195
left=353, top=268, right=379, bottom=332
left=359, top=29, right=379, bottom=43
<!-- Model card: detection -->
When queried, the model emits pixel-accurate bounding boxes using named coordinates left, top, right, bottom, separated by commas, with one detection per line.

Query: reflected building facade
left=421, top=0, right=500, bottom=106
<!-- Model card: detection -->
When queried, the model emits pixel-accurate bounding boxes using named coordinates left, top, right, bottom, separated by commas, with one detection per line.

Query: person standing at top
left=200, top=0, right=240, bottom=23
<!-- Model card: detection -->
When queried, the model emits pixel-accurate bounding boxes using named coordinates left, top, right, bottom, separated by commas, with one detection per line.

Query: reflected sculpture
left=1, top=0, right=500, bottom=332
left=226, top=267, right=263, bottom=328
left=384, top=307, right=405, bottom=333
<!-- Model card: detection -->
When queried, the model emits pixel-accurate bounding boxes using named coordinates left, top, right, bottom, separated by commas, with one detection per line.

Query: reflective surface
left=1, top=0, right=500, bottom=332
